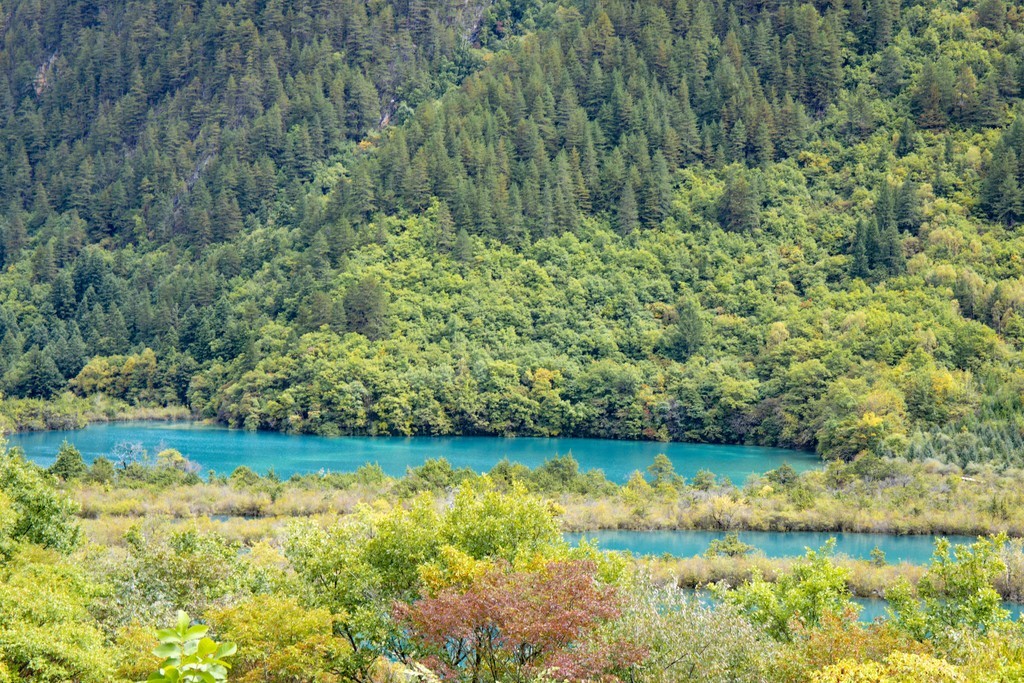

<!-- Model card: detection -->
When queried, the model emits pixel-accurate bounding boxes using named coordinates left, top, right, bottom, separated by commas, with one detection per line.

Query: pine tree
left=617, top=181, right=640, bottom=235
left=641, top=151, right=672, bottom=228
left=403, top=149, right=431, bottom=211
left=895, top=180, right=922, bottom=233
left=912, top=62, right=951, bottom=129
left=728, top=119, right=747, bottom=163
left=435, top=200, right=455, bottom=252
left=977, top=0, right=1006, bottom=31
left=994, top=156, right=1022, bottom=226
left=4, top=347, right=64, bottom=399
left=51, top=271, right=77, bottom=319
left=981, top=147, right=1021, bottom=225
left=659, top=296, right=705, bottom=361
left=717, top=168, right=760, bottom=232
left=48, top=442, right=88, bottom=481
left=453, top=228, right=474, bottom=262
left=875, top=182, right=896, bottom=229
left=775, top=94, right=807, bottom=159
left=212, top=191, right=243, bottom=241
left=850, top=220, right=870, bottom=279
left=876, top=220, right=904, bottom=275
left=895, top=118, right=917, bottom=157
left=871, top=0, right=898, bottom=49
left=976, top=71, right=1004, bottom=127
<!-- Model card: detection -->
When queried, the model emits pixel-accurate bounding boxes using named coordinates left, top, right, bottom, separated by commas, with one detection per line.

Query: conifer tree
left=617, top=181, right=640, bottom=235
left=850, top=220, right=871, bottom=279
left=717, top=168, right=760, bottom=232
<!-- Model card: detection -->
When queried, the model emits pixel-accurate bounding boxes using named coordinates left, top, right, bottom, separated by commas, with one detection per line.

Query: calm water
left=853, top=598, right=1024, bottom=622
left=8, top=421, right=817, bottom=483
left=686, top=591, right=1023, bottom=622
left=565, top=529, right=978, bottom=564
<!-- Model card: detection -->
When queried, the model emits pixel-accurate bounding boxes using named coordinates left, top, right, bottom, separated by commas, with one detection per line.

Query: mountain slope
left=0, top=0, right=1022, bottom=465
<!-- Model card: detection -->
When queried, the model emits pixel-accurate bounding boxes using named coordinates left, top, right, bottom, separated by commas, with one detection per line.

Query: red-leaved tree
left=394, top=560, right=642, bottom=683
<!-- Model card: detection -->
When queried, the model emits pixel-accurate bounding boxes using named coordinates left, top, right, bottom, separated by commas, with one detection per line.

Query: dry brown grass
left=643, top=555, right=927, bottom=599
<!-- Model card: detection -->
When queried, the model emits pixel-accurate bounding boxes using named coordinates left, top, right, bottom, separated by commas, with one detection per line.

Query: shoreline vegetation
left=58, top=445, right=1024, bottom=538
left=37, top=438, right=1024, bottom=603
left=0, top=394, right=191, bottom=433
left=6, top=438, right=1024, bottom=681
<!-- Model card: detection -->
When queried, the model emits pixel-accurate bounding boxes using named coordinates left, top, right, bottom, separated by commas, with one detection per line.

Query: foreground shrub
left=718, top=541, right=858, bottom=641
left=888, top=535, right=1010, bottom=640
left=396, top=560, right=639, bottom=682
left=206, top=596, right=350, bottom=683
left=811, top=651, right=963, bottom=683
left=144, top=611, right=236, bottom=683
left=0, top=554, right=113, bottom=682
left=606, top=583, right=779, bottom=682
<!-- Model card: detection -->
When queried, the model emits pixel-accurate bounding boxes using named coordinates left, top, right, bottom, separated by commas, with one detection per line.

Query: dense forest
left=0, top=0, right=1022, bottom=464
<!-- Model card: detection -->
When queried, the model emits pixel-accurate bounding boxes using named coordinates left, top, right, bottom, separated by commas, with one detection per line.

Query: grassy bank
left=0, top=392, right=190, bottom=433
left=647, top=554, right=924, bottom=600
left=557, top=458, right=1024, bottom=538
left=57, top=449, right=1024, bottom=607
left=59, top=451, right=1024, bottom=538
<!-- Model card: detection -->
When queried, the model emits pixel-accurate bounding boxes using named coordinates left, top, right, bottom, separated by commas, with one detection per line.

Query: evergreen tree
left=342, top=275, right=389, bottom=341
left=4, top=347, right=64, bottom=398
left=981, top=147, right=1021, bottom=225
left=48, top=441, right=88, bottom=481
left=641, top=152, right=672, bottom=228
left=659, top=296, right=705, bottom=361
left=617, top=181, right=640, bottom=235
left=717, top=168, right=760, bottom=232
left=895, top=181, right=922, bottom=233
left=850, top=220, right=870, bottom=279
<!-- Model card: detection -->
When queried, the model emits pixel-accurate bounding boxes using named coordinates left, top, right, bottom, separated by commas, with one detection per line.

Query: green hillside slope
left=0, top=0, right=1022, bottom=463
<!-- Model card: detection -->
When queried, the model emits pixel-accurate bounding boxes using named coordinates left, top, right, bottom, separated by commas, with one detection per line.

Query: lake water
left=565, top=529, right=978, bottom=564
left=853, top=598, right=1024, bottom=622
left=686, top=591, right=1023, bottom=623
left=7, top=421, right=817, bottom=483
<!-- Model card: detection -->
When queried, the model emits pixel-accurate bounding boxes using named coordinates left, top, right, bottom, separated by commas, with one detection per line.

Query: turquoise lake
left=685, top=591, right=1024, bottom=623
left=564, top=529, right=977, bottom=565
left=7, top=421, right=818, bottom=483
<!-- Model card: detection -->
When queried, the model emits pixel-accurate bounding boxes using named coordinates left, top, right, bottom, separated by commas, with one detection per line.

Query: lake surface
left=853, top=597, right=1024, bottom=622
left=8, top=421, right=817, bottom=483
left=565, top=529, right=978, bottom=564
left=686, top=591, right=1024, bottom=622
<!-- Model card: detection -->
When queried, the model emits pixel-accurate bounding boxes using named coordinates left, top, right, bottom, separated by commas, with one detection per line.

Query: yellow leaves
left=113, top=621, right=159, bottom=681
left=930, top=369, right=955, bottom=397
left=419, top=545, right=493, bottom=595
left=69, top=348, right=159, bottom=401
left=528, top=367, right=559, bottom=391
left=812, top=652, right=963, bottom=683
left=155, top=449, right=187, bottom=469
left=861, top=388, right=907, bottom=421
left=779, top=244, right=805, bottom=264
left=709, top=496, right=743, bottom=529
left=849, top=408, right=904, bottom=457
left=927, top=227, right=967, bottom=257
left=69, top=356, right=116, bottom=395
left=205, top=595, right=349, bottom=683
left=766, top=322, right=790, bottom=350
left=964, top=145, right=982, bottom=170
left=858, top=411, right=885, bottom=430
left=797, top=151, right=832, bottom=172
left=622, top=471, right=654, bottom=519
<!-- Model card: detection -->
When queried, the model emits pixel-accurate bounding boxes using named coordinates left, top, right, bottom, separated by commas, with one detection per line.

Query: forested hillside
left=0, top=0, right=1023, bottom=464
